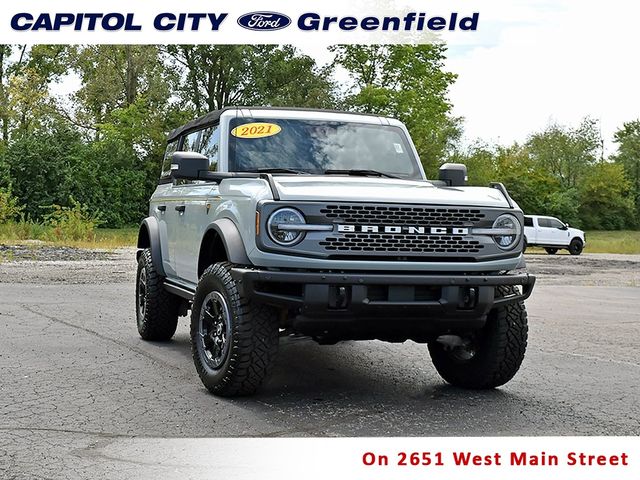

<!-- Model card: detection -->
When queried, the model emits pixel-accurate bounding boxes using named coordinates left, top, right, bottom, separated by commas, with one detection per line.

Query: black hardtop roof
left=166, top=106, right=384, bottom=143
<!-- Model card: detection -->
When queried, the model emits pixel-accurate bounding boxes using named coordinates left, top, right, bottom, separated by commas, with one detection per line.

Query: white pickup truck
left=523, top=215, right=586, bottom=255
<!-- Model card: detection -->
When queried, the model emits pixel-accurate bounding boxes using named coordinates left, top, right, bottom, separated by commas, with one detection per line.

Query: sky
left=307, top=0, right=640, bottom=154
left=435, top=0, right=640, bottom=154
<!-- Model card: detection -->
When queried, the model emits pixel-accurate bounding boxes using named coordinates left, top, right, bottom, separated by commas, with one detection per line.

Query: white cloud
left=445, top=0, right=640, bottom=154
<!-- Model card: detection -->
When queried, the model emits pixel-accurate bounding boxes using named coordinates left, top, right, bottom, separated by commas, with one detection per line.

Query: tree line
left=0, top=44, right=637, bottom=230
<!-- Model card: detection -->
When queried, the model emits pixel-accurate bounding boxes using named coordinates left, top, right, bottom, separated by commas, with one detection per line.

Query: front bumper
left=231, top=268, right=535, bottom=334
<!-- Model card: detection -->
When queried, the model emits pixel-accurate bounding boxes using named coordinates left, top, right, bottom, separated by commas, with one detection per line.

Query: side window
left=548, top=218, right=565, bottom=229
left=199, top=125, right=220, bottom=171
left=182, top=131, right=201, bottom=152
left=160, top=141, right=178, bottom=180
left=524, top=217, right=533, bottom=227
left=538, top=218, right=551, bottom=228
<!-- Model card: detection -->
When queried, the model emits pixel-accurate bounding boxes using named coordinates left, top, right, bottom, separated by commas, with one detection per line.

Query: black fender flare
left=202, top=218, right=251, bottom=266
left=137, top=217, right=165, bottom=277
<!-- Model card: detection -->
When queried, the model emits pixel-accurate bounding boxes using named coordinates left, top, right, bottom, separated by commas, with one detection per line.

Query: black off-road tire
left=191, top=262, right=279, bottom=397
left=568, top=238, right=583, bottom=256
left=136, top=248, right=181, bottom=341
left=428, top=286, right=528, bottom=389
left=544, top=247, right=558, bottom=255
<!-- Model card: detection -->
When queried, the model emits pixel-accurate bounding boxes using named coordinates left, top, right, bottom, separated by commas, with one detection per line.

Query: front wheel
left=544, top=248, right=558, bottom=255
left=136, top=248, right=181, bottom=341
left=191, top=262, right=279, bottom=397
left=568, top=238, right=583, bottom=255
left=428, top=286, right=528, bottom=389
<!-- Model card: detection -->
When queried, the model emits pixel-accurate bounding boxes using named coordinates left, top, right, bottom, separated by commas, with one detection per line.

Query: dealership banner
left=1, top=0, right=490, bottom=45
left=0, top=0, right=576, bottom=45
left=86, top=437, right=638, bottom=479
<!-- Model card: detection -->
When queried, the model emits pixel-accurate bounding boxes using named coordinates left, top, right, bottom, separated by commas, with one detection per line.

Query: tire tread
left=191, top=262, right=279, bottom=397
left=136, top=248, right=180, bottom=341
left=428, top=285, right=528, bottom=389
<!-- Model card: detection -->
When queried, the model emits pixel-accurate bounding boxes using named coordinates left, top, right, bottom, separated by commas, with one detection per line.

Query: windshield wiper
left=324, top=169, right=401, bottom=179
left=243, top=168, right=310, bottom=175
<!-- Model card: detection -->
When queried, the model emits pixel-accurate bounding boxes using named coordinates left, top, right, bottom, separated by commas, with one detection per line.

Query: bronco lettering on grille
left=336, top=225, right=470, bottom=235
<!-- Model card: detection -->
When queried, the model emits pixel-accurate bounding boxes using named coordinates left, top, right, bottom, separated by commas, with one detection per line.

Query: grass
left=0, top=223, right=138, bottom=250
left=582, top=230, right=640, bottom=254
left=525, top=230, right=640, bottom=254
left=0, top=223, right=638, bottom=254
left=74, top=227, right=138, bottom=249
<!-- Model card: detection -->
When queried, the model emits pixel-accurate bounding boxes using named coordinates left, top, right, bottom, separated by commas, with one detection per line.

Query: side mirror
left=438, top=163, right=468, bottom=187
left=170, top=151, right=209, bottom=181
left=560, top=223, right=569, bottom=230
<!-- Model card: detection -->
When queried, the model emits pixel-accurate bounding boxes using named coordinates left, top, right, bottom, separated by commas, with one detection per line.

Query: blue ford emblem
left=237, top=12, right=291, bottom=31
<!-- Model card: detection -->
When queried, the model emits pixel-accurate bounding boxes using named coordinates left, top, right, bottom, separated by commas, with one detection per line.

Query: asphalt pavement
left=0, top=249, right=638, bottom=478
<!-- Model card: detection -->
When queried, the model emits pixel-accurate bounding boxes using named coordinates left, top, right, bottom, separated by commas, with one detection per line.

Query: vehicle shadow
left=225, top=336, right=533, bottom=436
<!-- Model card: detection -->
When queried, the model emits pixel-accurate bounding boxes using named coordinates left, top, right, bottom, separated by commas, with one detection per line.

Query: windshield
left=228, top=118, right=422, bottom=179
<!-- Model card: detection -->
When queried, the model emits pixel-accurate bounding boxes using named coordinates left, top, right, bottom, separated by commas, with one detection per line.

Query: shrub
left=4, top=127, right=83, bottom=222
left=0, top=219, right=47, bottom=241
left=43, top=200, right=102, bottom=242
left=0, top=189, right=24, bottom=223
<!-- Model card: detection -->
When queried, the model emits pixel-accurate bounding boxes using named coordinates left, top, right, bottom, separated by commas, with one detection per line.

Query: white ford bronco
left=135, top=107, right=536, bottom=396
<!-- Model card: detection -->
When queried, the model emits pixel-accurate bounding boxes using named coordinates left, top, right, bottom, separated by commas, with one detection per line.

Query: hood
left=271, top=176, right=512, bottom=209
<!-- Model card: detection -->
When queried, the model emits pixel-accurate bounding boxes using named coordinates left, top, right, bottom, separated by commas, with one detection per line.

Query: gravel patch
left=0, top=245, right=638, bottom=287
left=0, top=246, right=136, bottom=284
left=525, top=253, right=640, bottom=286
left=0, top=244, right=113, bottom=262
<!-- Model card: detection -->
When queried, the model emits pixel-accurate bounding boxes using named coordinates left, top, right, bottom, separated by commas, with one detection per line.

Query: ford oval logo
left=237, top=12, right=291, bottom=31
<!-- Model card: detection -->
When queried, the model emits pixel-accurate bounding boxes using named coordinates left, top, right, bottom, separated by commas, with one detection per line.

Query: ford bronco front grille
left=319, top=205, right=485, bottom=225
left=317, top=204, right=485, bottom=255
left=319, top=233, right=483, bottom=254
left=258, top=202, right=516, bottom=261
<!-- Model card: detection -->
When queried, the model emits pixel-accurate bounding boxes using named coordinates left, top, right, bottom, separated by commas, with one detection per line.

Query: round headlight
left=492, top=214, right=522, bottom=250
left=267, top=208, right=306, bottom=246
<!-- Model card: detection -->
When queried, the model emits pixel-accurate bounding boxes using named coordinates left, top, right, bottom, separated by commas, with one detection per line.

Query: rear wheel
left=136, top=248, right=181, bottom=341
left=428, top=286, right=528, bottom=389
left=544, top=247, right=558, bottom=255
left=568, top=238, right=583, bottom=255
left=191, top=262, right=279, bottom=397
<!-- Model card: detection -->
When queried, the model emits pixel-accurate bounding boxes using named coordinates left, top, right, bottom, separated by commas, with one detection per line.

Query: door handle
left=175, top=205, right=186, bottom=213
left=157, top=205, right=166, bottom=212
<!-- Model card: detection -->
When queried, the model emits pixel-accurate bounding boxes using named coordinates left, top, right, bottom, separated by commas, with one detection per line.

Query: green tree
left=331, top=44, right=460, bottom=174
left=3, top=124, right=150, bottom=227
left=450, top=140, right=585, bottom=225
left=251, top=45, right=336, bottom=108
left=578, top=162, right=636, bottom=229
left=0, top=45, right=71, bottom=141
left=613, top=120, right=640, bottom=215
left=527, top=118, right=601, bottom=189
left=0, top=45, right=27, bottom=143
left=71, top=45, right=172, bottom=130
left=493, top=144, right=580, bottom=223
left=70, top=45, right=184, bottom=204
left=4, top=126, right=82, bottom=219
left=61, top=136, right=149, bottom=227
left=447, top=141, right=497, bottom=186
left=165, top=45, right=336, bottom=115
